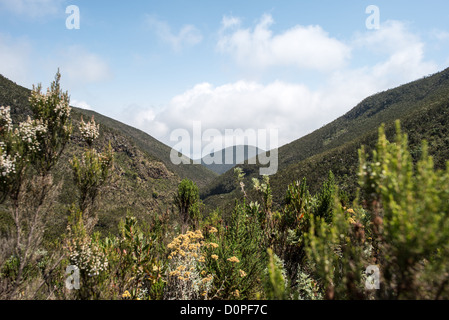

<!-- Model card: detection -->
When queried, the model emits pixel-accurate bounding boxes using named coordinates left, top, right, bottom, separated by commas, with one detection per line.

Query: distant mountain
left=201, top=67, right=449, bottom=211
left=194, top=145, right=265, bottom=174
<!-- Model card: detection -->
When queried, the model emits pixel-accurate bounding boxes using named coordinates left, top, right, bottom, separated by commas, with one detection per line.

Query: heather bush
left=304, top=121, right=449, bottom=299
left=358, top=121, right=449, bottom=299
left=173, top=179, right=201, bottom=233
left=0, top=71, right=72, bottom=299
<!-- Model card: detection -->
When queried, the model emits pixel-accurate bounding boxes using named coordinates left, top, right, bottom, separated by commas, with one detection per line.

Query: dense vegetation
left=1, top=68, right=449, bottom=300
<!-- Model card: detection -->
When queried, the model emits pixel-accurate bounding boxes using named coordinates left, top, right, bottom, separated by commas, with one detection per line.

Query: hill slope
left=0, top=74, right=216, bottom=235
left=201, top=67, right=449, bottom=210
left=75, top=108, right=218, bottom=188
left=0, top=74, right=217, bottom=189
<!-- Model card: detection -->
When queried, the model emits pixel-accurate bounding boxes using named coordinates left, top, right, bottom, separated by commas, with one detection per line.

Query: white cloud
left=71, top=99, right=93, bottom=111
left=220, top=15, right=241, bottom=30
left=55, top=45, right=113, bottom=87
left=217, top=14, right=351, bottom=72
left=146, top=15, right=202, bottom=51
left=351, top=20, right=438, bottom=85
left=129, top=19, right=440, bottom=159
left=130, top=80, right=339, bottom=158
left=0, top=0, right=63, bottom=18
left=0, top=34, right=32, bottom=85
left=431, top=29, right=449, bottom=41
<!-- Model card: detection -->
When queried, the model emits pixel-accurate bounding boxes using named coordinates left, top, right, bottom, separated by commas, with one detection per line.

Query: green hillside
left=0, top=74, right=216, bottom=236
left=201, top=67, right=449, bottom=211
left=0, top=74, right=217, bottom=189
left=75, top=108, right=218, bottom=188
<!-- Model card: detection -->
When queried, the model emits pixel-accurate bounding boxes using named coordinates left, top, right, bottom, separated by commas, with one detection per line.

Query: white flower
left=15, top=117, right=47, bottom=153
left=79, top=116, right=100, bottom=144
left=0, top=147, right=16, bottom=182
left=0, top=106, right=13, bottom=132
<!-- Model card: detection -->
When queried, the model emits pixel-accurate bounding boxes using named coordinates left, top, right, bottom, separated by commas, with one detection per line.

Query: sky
left=1, top=0, right=449, bottom=158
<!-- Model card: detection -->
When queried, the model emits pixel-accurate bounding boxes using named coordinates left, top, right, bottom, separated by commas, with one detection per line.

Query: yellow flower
left=209, top=242, right=219, bottom=249
left=233, top=290, right=240, bottom=298
left=194, top=230, right=204, bottom=239
left=122, top=290, right=131, bottom=299
left=227, top=256, right=240, bottom=263
left=169, top=270, right=180, bottom=277
left=239, top=269, right=247, bottom=278
left=346, top=208, right=355, bottom=214
left=177, top=265, right=186, bottom=271
left=209, top=227, right=218, bottom=234
left=211, top=254, right=219, bottom=260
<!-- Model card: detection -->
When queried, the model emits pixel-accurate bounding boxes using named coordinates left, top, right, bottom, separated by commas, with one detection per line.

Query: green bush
left=304, top=121, right=449, bottom=300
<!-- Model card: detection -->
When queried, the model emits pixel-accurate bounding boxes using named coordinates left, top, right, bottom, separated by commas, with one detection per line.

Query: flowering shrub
left=70, top=114, right=113, bottom=230
left=29, top=77, right=71, bottom=127
left=64, top=211, right=110, bottom=299
left=0, top=106, right=13, bottom=133
left=202, top=200, right=268, bottom=300
left=111, top=215, right=164, bottom=300
left=0, top=149, right=16, bottom=182
left=79, top=116, right=100, bottom=146
left=27, top=71, right=72, bottom=174
left=16, top=117, right=48, bottom=154
left=0, top=71, right=74, bottom=299
left=301, top=121, right=449, bottom=300
left=66, top=226, right=109, bottom=277
left=165, top=230, right=214, bottom=300
left=0, top=106, right=16, bottom=191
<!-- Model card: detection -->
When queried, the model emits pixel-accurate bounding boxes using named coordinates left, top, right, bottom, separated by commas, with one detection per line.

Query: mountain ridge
left=200, top=67, right=449, bottom=211
left=193, top=144, right=265, bottom=174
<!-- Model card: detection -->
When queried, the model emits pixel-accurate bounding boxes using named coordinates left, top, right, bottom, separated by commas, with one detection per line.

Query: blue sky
left=1, top=0, right=449, bottom=157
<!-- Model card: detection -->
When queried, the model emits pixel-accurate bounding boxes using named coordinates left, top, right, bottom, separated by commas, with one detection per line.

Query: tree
left=358, top=121, right=449, bottom=299
left=173, top=179, right=200, bottom=233
left=70, top=115, right=113, bottom=232
left=0, top=70, right=72, bottom=299
left=305, top=121, right=449, bottom=300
